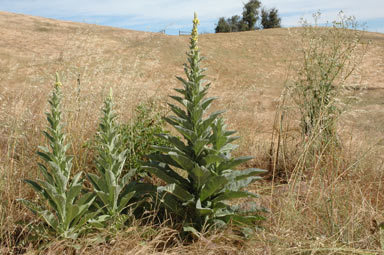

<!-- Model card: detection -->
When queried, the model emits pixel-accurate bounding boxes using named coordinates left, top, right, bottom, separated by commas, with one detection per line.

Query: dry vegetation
left=1, top=10, right=384, bottom=254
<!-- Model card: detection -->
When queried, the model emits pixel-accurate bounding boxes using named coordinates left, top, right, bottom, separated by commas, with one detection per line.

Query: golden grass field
left=1, top=10, right=384, bottom=254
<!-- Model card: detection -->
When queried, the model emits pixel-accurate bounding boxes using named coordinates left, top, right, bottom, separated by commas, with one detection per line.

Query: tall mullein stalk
left=144, top=13, right=266, bottom=235
left=87, top=89, right=137, bottom=224
left=18, top=73, right=96, bottom=239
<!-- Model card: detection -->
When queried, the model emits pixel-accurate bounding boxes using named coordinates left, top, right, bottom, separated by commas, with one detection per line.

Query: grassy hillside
left=1, top=10, right=384, bottom=254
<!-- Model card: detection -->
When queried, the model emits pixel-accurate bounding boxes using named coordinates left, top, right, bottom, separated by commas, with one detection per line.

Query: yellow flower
left=191, top=12, right=199, bottom=50
left=54, top=72, right=62, bottom=87
left=193, top=12, right=199, bottom=26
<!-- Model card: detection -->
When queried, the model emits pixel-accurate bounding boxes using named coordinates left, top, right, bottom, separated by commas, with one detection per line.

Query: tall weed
left=143, top=13, right=267, bottom=236
left=18, top=74, right=96, bottom=239
left=270, top=12, right=368, bottom=178
left=87, top=90, right=137, bottom=227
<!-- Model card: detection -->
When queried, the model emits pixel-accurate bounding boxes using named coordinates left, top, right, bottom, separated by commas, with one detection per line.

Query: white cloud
left=1, top=0, right=242, bottom=20
left=263, top=0, right=384, bottom=27
left=1, top=0, right=383, bottom=32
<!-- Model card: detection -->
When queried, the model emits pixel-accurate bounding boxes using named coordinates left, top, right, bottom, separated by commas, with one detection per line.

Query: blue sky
left=1, top=0, right=383, bottom=35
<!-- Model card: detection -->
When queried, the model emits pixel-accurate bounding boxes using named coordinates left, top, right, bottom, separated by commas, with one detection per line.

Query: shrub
left=18, top=74, right=96, bottom=239
left=119, top=100, right=169, bottom=178
left=296, top=12, right=365, bottom=144
left=270, top=12, right=367, bottom=178
left=143, top=13, right=267, bottom=235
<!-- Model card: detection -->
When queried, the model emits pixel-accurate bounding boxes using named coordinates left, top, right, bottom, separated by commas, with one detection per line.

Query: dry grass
left=1, top=10, right=384, bottom=254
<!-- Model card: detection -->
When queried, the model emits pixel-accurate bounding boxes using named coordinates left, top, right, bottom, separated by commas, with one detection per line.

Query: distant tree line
left=215, top=0, right=281, bottom=33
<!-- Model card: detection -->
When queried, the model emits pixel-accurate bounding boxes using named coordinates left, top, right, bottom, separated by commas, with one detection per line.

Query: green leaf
left=70, top=172, right=83, bottom=186
left=40, top=210, right=59, bottom=230
left=37, top=163, right=54, bottom=184
left=168, top=152, right=195, bottom=172
left=173, top=125, right=197, bottom=142
left=224, top=130, right=237, bottom=136
left=160, top=183, right=194, bottom=202
left=74, top=195, right=96, bottom=221
left=17, top=199, right=44, bottom=216
left=174, top=87, right=186, bottom=96
left=168, top=115, right=192, bottom=130
left=151, top=145, right=178, bottom=154
left=88, top=215, right=110, bottom=229
left=202, top=154, right=226, bottom=165
left=24, top=179, right=44, bottom=193
left=224, top=168, right=267, bottom=181
left=183, top=226, right=201, bottom=238
left=65, top=204, right=80, bottom=228
left=149, top=154, right=182, bottom=169
left=87, top=173, right=107, bottom=192
left=217, top=156, right=253, bottom=173
left=200, top=176, right=228, bottom=202
left=190, top=165, right=211, bottom=190
left=192, top=138, right=209, bottom=156
left=143, top=162, right=189, bottom=188
left=169, top=95, right=188, bottom=107
left=175, top=76, right=190, bottom=89
left=130, top=183, right=156, bottom=196
left=66, top=184, right=82, bottom=206
left=120, top=169, right=136, bottom=186
left=36, top=151, right=53, bottom=163
left=200, top=97, right=216, bottom=110
left=225, top=177, right=262, bottom=191
left=35, top=180, right=63, bottom=212
left=156, top=134, right=192, bottom=155
left=199, top=110, right=225, bottom=135
left=196, top=199, right=213, bottom=215
left=168, top=103, right=188, bottom=120
left=74, top=209, right=98, bottom=232
left=117, top=191, right=135, bottom=213
left=212, top=191, right=257, bottom=202
left=220, top=143, right=239, bottom=153
left=157, top=192, right=181, bottom=215
left=191, top=107, right=203, bottom=124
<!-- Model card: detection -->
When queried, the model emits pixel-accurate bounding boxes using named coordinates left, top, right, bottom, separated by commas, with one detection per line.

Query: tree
left=261, top=8, right=281, bottom=29
left=242, top=0, right=261, bottom=30
left=228, top=15, right=242, bottom=32
left=215, top=17, right=230, bottom=33
left=215, top=0, right=282, bottom=33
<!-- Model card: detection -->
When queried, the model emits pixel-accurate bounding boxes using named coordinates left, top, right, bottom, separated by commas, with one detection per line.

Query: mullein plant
left=87, top=89, right=138, bottom=227
left=18, top=74, right=96, bottom=239
left=143, top=13, right=267, bottom=235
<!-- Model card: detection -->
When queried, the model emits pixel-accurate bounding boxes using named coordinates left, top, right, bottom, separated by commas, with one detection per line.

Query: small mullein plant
left=87, top=89, right=139, bottom=227
left=143, top=14, right=267, bottom=235
left=18, top=74, right=96, bottom=239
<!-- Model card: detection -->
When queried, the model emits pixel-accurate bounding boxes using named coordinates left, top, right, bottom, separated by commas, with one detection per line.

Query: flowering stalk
left=144, top=13, right=266, bottom=235
left=18, top=73, right=96, bottom=239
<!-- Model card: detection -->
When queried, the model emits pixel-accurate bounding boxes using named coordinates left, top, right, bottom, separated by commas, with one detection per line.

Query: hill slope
left=1, top=10, right=384, bottom=154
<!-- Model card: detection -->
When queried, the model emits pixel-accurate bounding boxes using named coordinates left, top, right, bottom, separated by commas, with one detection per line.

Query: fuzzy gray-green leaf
left=200, top=176, right=228, bottom=202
